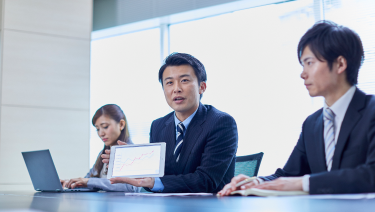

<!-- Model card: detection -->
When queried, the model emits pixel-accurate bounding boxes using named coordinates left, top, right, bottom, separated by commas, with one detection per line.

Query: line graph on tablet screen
left=112, top=145, right=161, bottom=177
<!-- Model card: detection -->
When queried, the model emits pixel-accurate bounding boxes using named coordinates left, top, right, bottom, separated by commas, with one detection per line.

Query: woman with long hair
left=61, top=104, right=140, bottom=192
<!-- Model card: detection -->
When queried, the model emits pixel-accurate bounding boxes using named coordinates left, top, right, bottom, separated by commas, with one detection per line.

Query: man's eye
left=182, top=79, right=189, bottom=82
left=166, top=81, right=172, bottom=85
left=103, top=126, right=109, bottom=129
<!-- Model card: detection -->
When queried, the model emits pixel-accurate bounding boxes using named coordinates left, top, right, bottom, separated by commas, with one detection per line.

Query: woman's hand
left=101, top=140, right=127, bottom=166
left=63, top=178, right=89, bottom=189
left=60, top=179, right=69, bottom=188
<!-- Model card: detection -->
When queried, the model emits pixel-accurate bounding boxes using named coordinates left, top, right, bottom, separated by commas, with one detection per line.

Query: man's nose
left=173, top=82, right=182, bottom=93
left=300, top=69, right=307, bottom=80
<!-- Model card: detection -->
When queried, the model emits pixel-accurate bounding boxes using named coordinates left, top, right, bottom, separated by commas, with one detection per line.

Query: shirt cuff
left=86, top=178, right=94, bottom=189
left=302, top=175, right=310, bottom=192
left=256, top=177, right=264, bottom=184
left=151, top=177, right=164, bottom=192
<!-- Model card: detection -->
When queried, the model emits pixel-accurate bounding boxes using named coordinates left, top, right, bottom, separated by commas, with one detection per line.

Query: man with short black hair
left=219, top=21, right=375, bottom=195
left=104, top=53, right=238, bottom=193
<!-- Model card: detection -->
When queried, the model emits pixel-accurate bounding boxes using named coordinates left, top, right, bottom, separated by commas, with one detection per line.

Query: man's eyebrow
left=164, top=74, right=191, bottom=81
left=179, top=74, right=191, bottom=78
left=301, top=57, right=312, bottom=63
left=164, top=77, right=173, bottom=82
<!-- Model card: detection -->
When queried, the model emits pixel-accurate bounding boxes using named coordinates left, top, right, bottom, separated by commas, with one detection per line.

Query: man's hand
left=61, top=178, right=89, bottom=189
left=101, top=140, right=127, bottom=164
left=217, top=174, right=258, bottom=196
left=253, top=177, right=303, bottom=191
left=110, top=177, right=155, bottom=189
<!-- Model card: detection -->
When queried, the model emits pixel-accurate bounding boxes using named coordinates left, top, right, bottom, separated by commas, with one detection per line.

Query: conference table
left=1, top=190, right=375, bottom=212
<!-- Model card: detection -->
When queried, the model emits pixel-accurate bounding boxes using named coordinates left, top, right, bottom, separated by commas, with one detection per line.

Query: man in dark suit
left=104, top=53, right=238, bottom=193
left=219, top=21, right=375, bottom=195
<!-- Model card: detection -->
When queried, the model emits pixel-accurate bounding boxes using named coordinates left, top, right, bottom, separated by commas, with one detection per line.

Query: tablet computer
left=107, top=143, right=166, bottom=179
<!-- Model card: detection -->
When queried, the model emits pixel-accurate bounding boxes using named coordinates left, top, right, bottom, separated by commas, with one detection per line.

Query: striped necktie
left=323, top=107, right=336, bottom=171
left=174, top=122, right=185, bottom=162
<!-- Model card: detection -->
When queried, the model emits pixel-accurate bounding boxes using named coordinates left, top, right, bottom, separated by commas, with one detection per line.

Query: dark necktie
left=174, top=122, right=185, bottom=162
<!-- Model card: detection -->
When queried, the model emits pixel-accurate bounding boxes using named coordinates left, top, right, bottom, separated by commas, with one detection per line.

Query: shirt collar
left=174, top=107, right=199, bottom=130
left=324, top=86, right=356, bottom=118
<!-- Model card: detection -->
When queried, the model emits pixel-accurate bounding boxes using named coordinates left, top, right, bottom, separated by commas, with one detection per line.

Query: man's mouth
left=174, top=97, right=185, bottom=103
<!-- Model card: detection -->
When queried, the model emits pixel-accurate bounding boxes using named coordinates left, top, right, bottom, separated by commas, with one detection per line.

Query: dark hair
left=158, top=52, right=207, bottom=99
left=297, top=21, right=364, bottom=85
left=91, top=104, right=131, bottom=177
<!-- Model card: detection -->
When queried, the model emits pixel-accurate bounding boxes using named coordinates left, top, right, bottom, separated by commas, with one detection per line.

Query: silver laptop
left=22, top=149, right=96, bottom=192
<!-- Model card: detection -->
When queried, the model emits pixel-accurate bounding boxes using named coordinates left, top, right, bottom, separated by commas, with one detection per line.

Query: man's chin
left=171, top=104, right=186, bottom=112
left=307, top=91, right=318, bottom=97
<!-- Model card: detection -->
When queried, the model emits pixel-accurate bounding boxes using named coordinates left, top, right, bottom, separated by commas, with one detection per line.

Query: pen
left=216, top=177, right=258, bottom=197
left=235, top=176, right=257, bottom=188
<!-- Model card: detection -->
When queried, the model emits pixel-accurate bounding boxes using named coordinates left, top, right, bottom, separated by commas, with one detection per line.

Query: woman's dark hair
left=158, top=52, right=207, bottom=99
left=297, top=21, right=364, bottom=85
left=91, top=104, right=131, bottom=177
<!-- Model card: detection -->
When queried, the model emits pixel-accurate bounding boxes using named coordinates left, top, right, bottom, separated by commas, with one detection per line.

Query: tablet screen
left=112, top=145, right=161, bottom=177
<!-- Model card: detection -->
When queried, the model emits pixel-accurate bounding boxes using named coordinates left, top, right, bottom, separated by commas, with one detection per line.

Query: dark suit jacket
left=267, top=88, right=375, bottom=194
left=148, top=103, right=238, bottom=193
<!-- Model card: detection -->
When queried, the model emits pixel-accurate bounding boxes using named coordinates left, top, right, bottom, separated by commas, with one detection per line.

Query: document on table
left=124, top=193, right=213, bottom=197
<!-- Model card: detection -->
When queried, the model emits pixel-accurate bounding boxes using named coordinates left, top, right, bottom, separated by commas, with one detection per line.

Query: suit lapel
left=331, top=88, right=366, bottom=170
left=175, top=103, right=206, bottom=173
left=314, top=111, right=328, bottom=171
left=164, top=114, right=177, bottom=173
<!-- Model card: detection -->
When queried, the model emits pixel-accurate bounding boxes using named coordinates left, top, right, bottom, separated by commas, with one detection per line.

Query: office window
left=90, top=0, right=375, bottom=174
left=170, top=0, right=323, bottom=175
left=90, top=28, right=169, bottom=166
left=324, top=0, right=375, bottom=94
left=169, top=0, right=375, bottom=175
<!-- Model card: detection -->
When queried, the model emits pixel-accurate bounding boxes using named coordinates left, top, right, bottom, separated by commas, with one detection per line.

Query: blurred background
left=0, top=0, right=374, bottom=190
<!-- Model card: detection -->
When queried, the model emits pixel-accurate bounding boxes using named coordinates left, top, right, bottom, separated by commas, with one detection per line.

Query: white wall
left=0, top=0, right=92, bottom=191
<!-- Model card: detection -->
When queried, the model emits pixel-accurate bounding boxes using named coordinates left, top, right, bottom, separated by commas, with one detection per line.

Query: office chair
left=234, top=152, right=264, bottom=177
left=139, top=152, right=264, bottom=192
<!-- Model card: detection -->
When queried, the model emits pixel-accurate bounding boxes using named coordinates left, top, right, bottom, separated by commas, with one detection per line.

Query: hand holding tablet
left=101, top=140, right=127, bottom=166
left=109, top=176, right=155, bottom=188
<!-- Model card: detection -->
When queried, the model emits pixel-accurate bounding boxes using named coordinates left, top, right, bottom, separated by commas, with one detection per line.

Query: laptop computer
left=22, top=149, right=96, bottom=192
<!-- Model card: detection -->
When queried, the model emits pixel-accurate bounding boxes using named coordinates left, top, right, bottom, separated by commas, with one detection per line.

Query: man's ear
left=199, top=81, right=207, bottom=94
left=336, top=56, right=347, bottom=75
